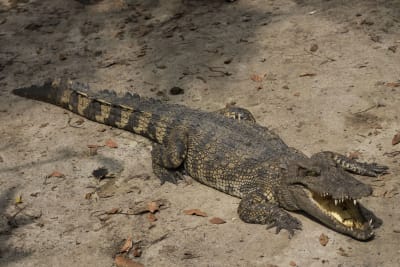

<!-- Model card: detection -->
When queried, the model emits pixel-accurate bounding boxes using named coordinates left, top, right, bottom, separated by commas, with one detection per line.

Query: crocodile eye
left=306, top=168, right=321, bottom=176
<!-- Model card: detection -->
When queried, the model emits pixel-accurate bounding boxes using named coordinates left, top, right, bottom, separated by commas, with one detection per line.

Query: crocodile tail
left=12, top=78, right=170, bottom=143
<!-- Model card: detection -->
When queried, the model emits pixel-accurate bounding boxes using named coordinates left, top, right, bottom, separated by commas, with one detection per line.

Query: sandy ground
left=0, top=0, right=400, bottom=266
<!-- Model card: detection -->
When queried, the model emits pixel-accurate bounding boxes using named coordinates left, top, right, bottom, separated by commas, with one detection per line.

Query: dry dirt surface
left=1, top=0, right=400, bottom=266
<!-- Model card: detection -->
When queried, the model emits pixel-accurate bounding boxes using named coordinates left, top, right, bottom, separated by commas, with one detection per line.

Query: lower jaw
left=332, top=223, right=373, bottom=240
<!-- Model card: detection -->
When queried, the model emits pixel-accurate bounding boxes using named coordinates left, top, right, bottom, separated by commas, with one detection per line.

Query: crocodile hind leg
left=238, top=190, right=302, bottom=238
left=215, top=106, right=256, bottom=123
left=311, top=151, right=389, bottom=177
left=151, top=128, right=188, bottom=184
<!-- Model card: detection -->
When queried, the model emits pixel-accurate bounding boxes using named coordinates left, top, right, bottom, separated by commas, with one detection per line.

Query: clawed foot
left=312, top=151, right=390, bottom=177
left=359, top=162, right=389, bottom=177
left=266, top=211, right=302, bottom=238
left=159, top=170, right=184, bottom=185
left=152, top=164, right=184, bottom=185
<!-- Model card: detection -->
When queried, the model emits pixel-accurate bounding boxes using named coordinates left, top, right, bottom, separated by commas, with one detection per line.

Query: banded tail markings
left=59, top=87, right=72, bottom=106
left=70, top=92, right=160, bottom=140
left=132, top=111, right=153, bottom=135
left=94, top=98, right=112, bottom=124
left=20, top=79, right=170, bottom=143
left=76, top=91, right=91, bottom=116
left=57, top=88, right=112, bottom=123
left=115, top=106, right=133, bottom=129
left=62, top=89, right=155, bottom=135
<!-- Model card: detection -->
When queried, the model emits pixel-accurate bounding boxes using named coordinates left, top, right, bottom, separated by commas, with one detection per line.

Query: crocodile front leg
left=311, top=151, right=389, bottom=177
left=238, top=190, right=302, bottom=238
left=151, top=128, right=188, bottom=184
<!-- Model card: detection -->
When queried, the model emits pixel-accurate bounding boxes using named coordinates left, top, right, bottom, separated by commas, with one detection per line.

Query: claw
left=287, top=229, right=295, bottom=239
left=266, top=222, right=276, bottom=230
left=275, top=226, right=282, bottom=235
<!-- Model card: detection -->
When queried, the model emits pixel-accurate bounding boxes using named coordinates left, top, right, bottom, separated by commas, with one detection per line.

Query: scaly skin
left=12, top=78, right=389, bottom=240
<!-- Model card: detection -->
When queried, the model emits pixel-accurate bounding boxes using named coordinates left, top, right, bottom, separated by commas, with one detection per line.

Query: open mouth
left=309, top=190, right=374, bottom=239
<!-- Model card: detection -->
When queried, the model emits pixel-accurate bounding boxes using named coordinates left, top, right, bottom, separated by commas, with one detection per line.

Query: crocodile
left=12, top=78, right=388, bottom=240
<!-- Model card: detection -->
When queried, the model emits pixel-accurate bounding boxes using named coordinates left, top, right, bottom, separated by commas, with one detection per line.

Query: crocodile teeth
left=335, top=199, right=338, bottom=206
left=369, top=219, right=373, bottom=226
left=353, top=199, right=357, bottom=205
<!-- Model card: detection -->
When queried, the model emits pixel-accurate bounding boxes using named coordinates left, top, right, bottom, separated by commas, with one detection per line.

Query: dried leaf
left=15, top=194, right=23, bottom=204
left=115, top=255, right=144, bottom=267
left=129, top=199, right=169, bottom=215
left=147, top=201, right=160, bottom=214
left=299, top=73, right=316, bottom=77
left=105, top=139, right=118, bottom=148
left=209, top=217, right=226, bottom=224
left=250, top=74, right=263, bottom=82
left=85, top=192, right=93, bottom=199
left=289, top=260, right=297, bottom=266
left=392, top=133, right=400, bottom=145
left=386, top=82, right=400, bottom=88
left=183, top=209, right=207, bottom=217
left=120, top=237, right=133, bottom=253
left=47, top=171, right=65, bottom=178
left=147, top=213, right=157, bottom=222
left=319, top=233, right=329, bottom=246
left=107, top=208, right=121, bottom=214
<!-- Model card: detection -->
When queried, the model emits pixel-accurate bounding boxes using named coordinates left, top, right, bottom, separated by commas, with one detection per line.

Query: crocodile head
left=281, top=158, right=377, bottom=240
